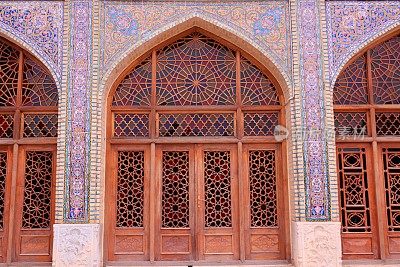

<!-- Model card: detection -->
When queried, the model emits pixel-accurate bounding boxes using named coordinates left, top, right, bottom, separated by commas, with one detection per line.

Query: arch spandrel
left=326, top=2, right=400, bottom=90
left=100, top=15, right=292, bottom=106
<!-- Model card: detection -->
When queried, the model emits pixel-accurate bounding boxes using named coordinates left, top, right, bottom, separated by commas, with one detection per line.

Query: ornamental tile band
left=326, top=1, right=400, bottom=87
left=65, top=0, right=92, bottom=221
left=0, top=2, right=63, bottom=78
left=297, top=0, right=330, bottom=220
left=101, top=1, right=290, bottom=75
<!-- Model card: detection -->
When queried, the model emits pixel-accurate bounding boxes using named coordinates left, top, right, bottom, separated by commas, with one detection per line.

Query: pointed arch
left=0, top=28, right=61, bottom=93
left=100, top=15, right=292, bottom=105
left=330, top=24, right=400, bottom=90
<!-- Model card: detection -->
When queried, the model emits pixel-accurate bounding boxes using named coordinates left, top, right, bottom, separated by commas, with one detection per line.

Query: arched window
left=105, top=31, right=288, bottom=263
left=334, top=33, right=400, bottom=260
left=0, top=38, right=58, bottom=263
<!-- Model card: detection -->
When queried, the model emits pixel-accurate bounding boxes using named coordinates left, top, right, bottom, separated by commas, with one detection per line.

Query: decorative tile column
left=290, top=0, right=341, bottom=265
left=53, top=0, right=101, bottom=266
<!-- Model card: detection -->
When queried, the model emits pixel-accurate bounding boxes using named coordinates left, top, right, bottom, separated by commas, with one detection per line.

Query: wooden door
left=14, top=145, right=56, bottom=262
left=106, top=145, right=150, bottom=261
left=336, top=143, right=379, bottom=259
left=155, top=145, right=196, bottom=260
left=197, top=144, right=239, bottom=261
left=0, top=146, right=12, bottom=262
left=378, top=145, right=400, bottom=258
left=242, top=144, right=285, bottom=260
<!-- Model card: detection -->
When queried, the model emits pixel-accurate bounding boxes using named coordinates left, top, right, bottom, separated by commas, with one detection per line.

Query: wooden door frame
left=105, top=144, right=150, bottom=262
left=336, top=142, right=380, bottom=259
left=13, top=144, right=56, bottom=262
left=154, top=144, right=196, bottom=261
left=242, top=143, right=286, bottom=260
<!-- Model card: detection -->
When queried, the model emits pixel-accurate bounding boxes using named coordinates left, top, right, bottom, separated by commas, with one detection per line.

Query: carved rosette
left=53, top=224, right=101, bottom=267
left=292, top=222, right=342, bottom=267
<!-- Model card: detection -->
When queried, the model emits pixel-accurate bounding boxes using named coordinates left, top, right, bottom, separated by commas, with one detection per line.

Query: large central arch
left=102, top=27, right=290, bottom=264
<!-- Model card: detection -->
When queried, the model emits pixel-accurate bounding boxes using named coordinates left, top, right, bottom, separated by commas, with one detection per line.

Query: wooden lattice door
left=333, top=33, right=400, bottom=259
left=106, top=30, right=288, bottom=263
left=155, top=145, right=196, bottom=260
left=0, top=38, right=58, bottom=263
left=107, top=145, right=150, bottom=261
left=154, top=144, right=239, bottom=261
left=336, top=143, right=379, bottom=259
left=14, top=145, right=56, bottom=262
left=196, top=144, right=239, bottom=261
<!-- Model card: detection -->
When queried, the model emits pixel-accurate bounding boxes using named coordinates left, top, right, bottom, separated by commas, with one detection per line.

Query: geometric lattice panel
left=116, top=151, right=144, bottom=228
left=337, top=147, right=371, bottom=233
left=0, top=41, right=18, bottom=107
left=204, top=151, right=232, bottom=228
left=333, top=55, right=368, bottom=105
left=22, top=151, right=53, bottom=229
left=156, top=33, right=236, bottom=106
left=162, top=151, right=189, bottom=228
left=375, top=112, right=400, bottom=136
left=244, top=112, right=279, bottom=136
left=159, top=113, right=234, bottom=137
left=241, top=58, right=279, bottom=106
left=0, top=114, right=14, bottom=138
left=112, top=57, right=151, bottom=107
left=23, top=114, right=57, bottom=138
left=383, top=148, right=400, bottom=232
left=114, top=113, right=149, bottom=138
left=0, top=152, right=7, bottom=229
left=22, top=58, right=58, bottom=107
left=371, top=35, right=400, bottom=105
left=249, top=150, right=277, bottom=227
left=334, top=112, right=368, bottom=137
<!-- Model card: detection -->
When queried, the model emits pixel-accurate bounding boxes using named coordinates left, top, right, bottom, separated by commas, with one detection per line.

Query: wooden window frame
left=334, top=33, right=400, bottom=260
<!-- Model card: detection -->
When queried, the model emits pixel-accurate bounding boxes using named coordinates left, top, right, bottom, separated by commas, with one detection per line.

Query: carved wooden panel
left=333, top=55, right=368, bottom=105
left=204, top=235, right=233, bottom=254
left=161, top=235, right=190, bottom=254
left=116, top=151, right=144, bottom=228
left=158, top=113, right=234, bottom=137
left=115, top=235, right=144, bottom=254
left=0, top=152, right=6, bottom=230
left=204, top=151, right=232, bottom=228
left=22, top=58, right=58, bottom=107
left=162, top=151, right=189, bottom=228
left=19, top=235, right=50, bottom=255
left=243, top=113, right=278, bottom=136
left=250, top=234, right=279, bottom=253
left=112, top=57, right=152, bottom=107
left=249, top=150, right=277, bottom=227
left=336, top=145, right=378, bottom=259
left=114, top=113, right=149, bottom=138
left=22, top=151, right=53, bottom=229
left=375, top=112, right=400, bottom=136
left=337, top=148, right=371, bottom=232
left=156, top=33, right=236, bottom=106
left=23, top=114, right=57, bottom=138
left=334, top=112, right=368, bottom=137
left=371, top=35, right=400, bottom=105
left=0, top=114, right=13, bottom=138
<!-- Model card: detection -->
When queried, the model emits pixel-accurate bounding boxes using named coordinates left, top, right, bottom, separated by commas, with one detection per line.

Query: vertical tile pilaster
left=64, top=0, right=93, bottom=222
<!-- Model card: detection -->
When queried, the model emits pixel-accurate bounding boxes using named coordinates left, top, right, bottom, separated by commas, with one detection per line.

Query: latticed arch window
left=106, top=31, right=288, bottom=263
left=334, top=33, right=400, bottom=260
left=0, top=37, right=57, bottom=263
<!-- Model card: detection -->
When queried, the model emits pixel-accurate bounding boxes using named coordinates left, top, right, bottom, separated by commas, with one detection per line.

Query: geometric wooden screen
left=0, top=37, right=58, bottom=263
left=334, top=33, right=400, bottom=260
left=107, top=31, right=287, bottom=263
